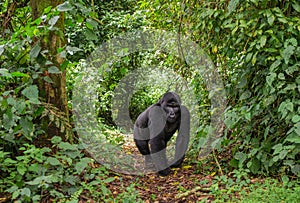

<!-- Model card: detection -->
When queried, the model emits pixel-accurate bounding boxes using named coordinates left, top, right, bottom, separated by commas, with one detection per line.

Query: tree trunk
left=30, top=0, right=73, bottom=141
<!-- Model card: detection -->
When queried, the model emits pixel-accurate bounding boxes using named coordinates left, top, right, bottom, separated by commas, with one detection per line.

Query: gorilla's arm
left=147, top=106, right=170, bottom=174
left=171, top=105, right=190, bottom=167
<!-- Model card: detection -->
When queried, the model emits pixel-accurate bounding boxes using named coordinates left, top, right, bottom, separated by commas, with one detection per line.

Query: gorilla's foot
left=158, top=167, right=171, bottom=176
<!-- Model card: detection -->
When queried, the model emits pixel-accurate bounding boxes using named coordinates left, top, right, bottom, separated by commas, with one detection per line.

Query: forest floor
left=73, top=133, right=299, bottom=203
left=107, top=164, right=215, bottom=202
left=96, top=136, right=218, bottom=202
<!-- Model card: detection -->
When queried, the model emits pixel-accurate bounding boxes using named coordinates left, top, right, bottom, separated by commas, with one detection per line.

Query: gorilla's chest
left=165, top=121, right=179, bottom=134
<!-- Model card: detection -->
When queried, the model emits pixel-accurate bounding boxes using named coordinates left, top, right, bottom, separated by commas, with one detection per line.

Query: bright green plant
left=237, top=178, right=300, bottom=203
left=210, top=175, right=300, bottom=202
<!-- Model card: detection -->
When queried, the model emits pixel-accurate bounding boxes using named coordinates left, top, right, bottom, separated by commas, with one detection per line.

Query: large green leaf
left=56, top=1, right=73, bottom=12
left=20, top=117, right=34, bottom=138
left=75, top=158, right=91, bottom=174
left=30, top=43, right=41, bottom=59
left=21, top=85, right=40, bottom=104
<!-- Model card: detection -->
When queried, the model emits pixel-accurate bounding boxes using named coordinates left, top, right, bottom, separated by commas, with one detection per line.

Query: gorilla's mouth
left=169, top=114, right=176, bottom=119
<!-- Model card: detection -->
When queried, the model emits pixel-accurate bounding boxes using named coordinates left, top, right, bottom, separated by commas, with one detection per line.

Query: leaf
left=228, top=0, right=240, bottom=13
left=278, top=73, right=285, bottom=80
left=21, top=85, right=41, bottom=104
left=104, top=177, right=115, bottom=183
left=284, top=132, right=300, bottom=143
left=11, top=72, right=29, bottom=77
left=183, top=165, right=192, bottom=169
left=270, top=60, right=281, bottom=71
left=267, top=14, right=275, bottom=26
left=66, top=46, right=82, bottom=55
left=0, top=45, right=4, bottom=55
left=20, top=188, right=31, bottom=197
left=17, top=164, right=27, bottom=175
left=48, top=66, right=61, bottom=74
left=12, top=190, right=20, bottom=199
left=285, top=101, right=293, bottom=112
left=282, top=45, right=295, bottom=64
left=272, top=144, right=282, bottom=155
left=292, top=2, right=300, bottom=12
left=84, top=28, right=97, bottom=40
left=30, top=43, right=41, bottom=59
left=285, top=64, right=299, bottom=75
left=279, top=150, right=288, bottom=160
left=249, top=158, right=260, bottom=174
left=260, top=35, right=267, bottom=47
left=245, top=52, right=253, bottom=63
left=251, top=52, right=257, bottom=65
left=75, top=158, right=91, bottom=174
left=58, top=142, right=77, bottom=151
left=286, top=38, right=298, bottom=47
left=20, top=117, right=33, bottom=137
left=44, top=6, right=53, bottom=14
left=28, top=163, right=39, bottom=172
left=43, top=76, right=53, bottom=83
left=57, top=1, right=73, bottom=12
left=292, top=115, right=300, bottom=123
left=234, top=152, right=247, bottom=168
left=51, top=136, right=62, bottom=144
left=0, top=68, right=11, bottom=77
left=47, top=157, right=61, bottom=166
left=26, top=175, right=54, bottom=185
left=49, top=16, right=60, bottom=27
left=266, top=73, right=276, bottom=87
left=295, top=123, right=300, bottom=136
left=86, top=18, right=98, bottom=29
left=278, top=100, right=293, bottom=119
left=239, top=90, right=251, bottom=100
left=4, top=158, right=17, bottom=164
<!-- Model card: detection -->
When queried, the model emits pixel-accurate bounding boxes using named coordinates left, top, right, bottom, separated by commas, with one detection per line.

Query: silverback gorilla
left=134, top=92, right=190, bottom=176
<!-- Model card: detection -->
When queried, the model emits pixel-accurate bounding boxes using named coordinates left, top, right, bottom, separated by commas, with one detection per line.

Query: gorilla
left=134, top=92, right=190, bottom=176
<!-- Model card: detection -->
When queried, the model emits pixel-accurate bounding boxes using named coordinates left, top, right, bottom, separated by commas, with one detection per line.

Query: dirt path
left=108, top=164, right=214, bottom=202
left=105, top=136, right=215, bottom=202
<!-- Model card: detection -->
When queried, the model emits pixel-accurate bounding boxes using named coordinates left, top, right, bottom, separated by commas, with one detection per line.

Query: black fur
left=134, top=92, right=190, bottom=176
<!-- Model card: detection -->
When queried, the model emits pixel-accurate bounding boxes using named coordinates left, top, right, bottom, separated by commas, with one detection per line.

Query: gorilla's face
left=161, top=93, right=181, bottom=123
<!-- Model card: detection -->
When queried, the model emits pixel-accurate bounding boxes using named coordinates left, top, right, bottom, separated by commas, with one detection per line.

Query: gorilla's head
left=159, top=92, right=181, bottom=123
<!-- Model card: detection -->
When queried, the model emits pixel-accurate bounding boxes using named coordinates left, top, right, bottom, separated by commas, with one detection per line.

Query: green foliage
left=2, top=0, right=300, bottom=201
left=209, top=174, right=300, bottom=202
left=0, top=1, right=144, bottom=201
left=236, top=178, right=300, bottom=203
left=0, top=136, right=142, bottom=202
left=140, top=0, right=300, bottom=176
left=129, top=86, right=163, bottom=122
left=65, top=0, right=144, bottom=62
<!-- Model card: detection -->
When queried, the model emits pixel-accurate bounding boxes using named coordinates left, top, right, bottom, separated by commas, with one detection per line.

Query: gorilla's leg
left=134, top=139, right=150, bottom=155
left=149, top=137, right=171, bottom=176
left=134, top=139, right=154, bottom=169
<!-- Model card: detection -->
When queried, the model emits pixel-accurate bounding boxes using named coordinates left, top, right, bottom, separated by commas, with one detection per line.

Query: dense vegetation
left=0, top=0, right=299, bottom=202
